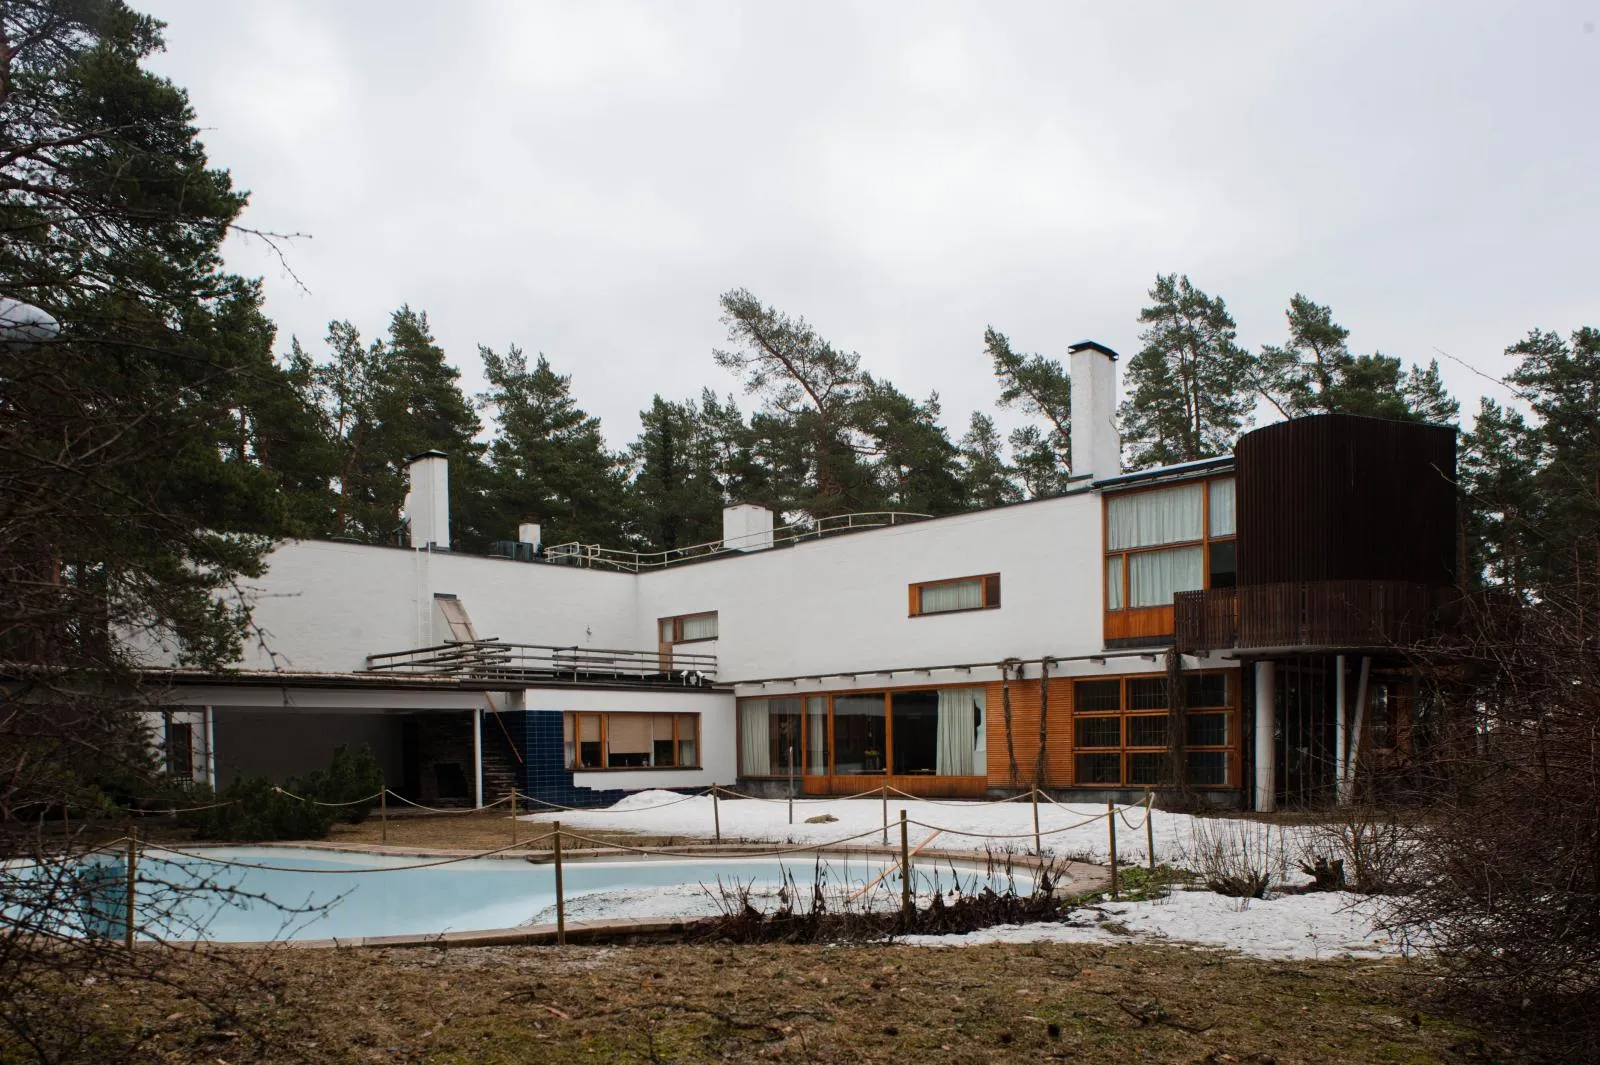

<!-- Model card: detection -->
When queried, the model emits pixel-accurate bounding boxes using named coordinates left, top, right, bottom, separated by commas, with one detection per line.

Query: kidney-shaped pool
left=41, top=846, right=1037, bottom=943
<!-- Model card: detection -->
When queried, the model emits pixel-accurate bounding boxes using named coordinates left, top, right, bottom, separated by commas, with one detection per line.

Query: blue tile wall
left=516, top=710, right=628, bottom=808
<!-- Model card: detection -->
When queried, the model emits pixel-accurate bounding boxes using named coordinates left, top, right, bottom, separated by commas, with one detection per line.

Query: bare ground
left=53, top=939, right=1519, bottom=1065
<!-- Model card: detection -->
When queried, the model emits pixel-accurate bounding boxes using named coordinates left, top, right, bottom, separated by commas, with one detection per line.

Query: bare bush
left=1301, top=807, right=1418, bottom=896
left=1391, top=587, right=1600, bottom=1063
left=1180, top=819, right=1291, bottom=899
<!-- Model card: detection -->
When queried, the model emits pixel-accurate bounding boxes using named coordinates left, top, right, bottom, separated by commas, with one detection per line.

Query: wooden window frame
left=564, top=711, right=701, bottom=771
left=1102, top=476, right=1237, bottom=642
left=737, top=683, right=988, bottom=780
left=908, top=573, right=1001, bottom=617
left=1070, top=671, right=1237, bottom=789
left=659, top=611, right=718, bottom=645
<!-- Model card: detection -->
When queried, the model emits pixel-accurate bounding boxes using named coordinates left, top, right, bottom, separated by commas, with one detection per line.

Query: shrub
left=1304, top=807, right=1416, bottom=895
left=183, top=744, right=383, bottom=840
left=1181, top=819, right=1290, bottom=898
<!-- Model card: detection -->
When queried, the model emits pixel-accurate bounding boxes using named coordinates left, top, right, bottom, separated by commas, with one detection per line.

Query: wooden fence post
left=881, top=783, right=889, bottom=846
left=1032, top=787, right=1042, bottom=856
left=1107, top=802, right=1119, bottom=900
left=712, top=785, right=722, bottom=843
left=899, top=810, right=911, bottom=920
left=553, top=820, right=566, bottom=946
left=1144, top=792, right=1156, bottom=874
left=379, top=781, right=388, bottom=844
left=510, top=789, right=518, bottom=845
left=124, top=827, right=138, bottom=952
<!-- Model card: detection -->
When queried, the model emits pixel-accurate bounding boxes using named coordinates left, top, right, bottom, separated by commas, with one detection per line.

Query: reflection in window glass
left=1075, top=717, right=1121, bottom=748
left=833, top=693, right=887, bottom=774
left=805, top=696, right=828, bottom=776
left=1075, top=680, right=1121, bottom=712
left=1075, top=753, right=1121, bottom=784
left=1126, top=715, right=1168, bottom=747
left=1187, top=751, right=1229, bottom=786
left=1186, top=712, right=1229, bottom=747
left=1126, top=677, right=1168, bottom=711
left=1128, top=752, right=1166, bottom=785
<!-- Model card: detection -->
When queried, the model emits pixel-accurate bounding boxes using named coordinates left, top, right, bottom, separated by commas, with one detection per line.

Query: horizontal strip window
left=910, top=574, right=1000, bottom=616
left=739, top=686, right=987, bottom=778
left=564, top=712, right=699, bottom=770
left=660, top=611, right=717, bottom=643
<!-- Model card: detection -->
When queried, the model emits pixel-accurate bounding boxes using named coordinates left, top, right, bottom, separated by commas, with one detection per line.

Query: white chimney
left=722, top=502, right=774, bottom=552
left=403, top=451, right=450, bottom=550
left=1068, top=340, right=1121, bottom=481
left=517, top=521, right=541, bottom=548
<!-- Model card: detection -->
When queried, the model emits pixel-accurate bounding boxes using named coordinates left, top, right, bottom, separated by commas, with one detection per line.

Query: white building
left=147, top=342, right=1459, bottom=811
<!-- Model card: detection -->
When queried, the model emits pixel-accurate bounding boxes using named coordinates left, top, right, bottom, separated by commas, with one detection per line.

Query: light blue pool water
left=30, top=847, right=1033, bottom=943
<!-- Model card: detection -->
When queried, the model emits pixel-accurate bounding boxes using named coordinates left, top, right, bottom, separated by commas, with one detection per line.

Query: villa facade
left=147, top=342, right=1459, bottom=811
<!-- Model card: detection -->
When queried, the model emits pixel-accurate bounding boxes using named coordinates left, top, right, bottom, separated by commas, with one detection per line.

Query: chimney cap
left=1067, top=340, right=1120, bottom=360
left=405, top=449, right=449, bottom=462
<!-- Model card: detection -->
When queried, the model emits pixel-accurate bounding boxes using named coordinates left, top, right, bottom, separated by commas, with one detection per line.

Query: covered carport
left=159, top=673, right=513, bottom=807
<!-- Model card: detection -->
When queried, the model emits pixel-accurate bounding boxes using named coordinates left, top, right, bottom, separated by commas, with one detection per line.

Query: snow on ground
left=518, top=791, right=1412, bottom=960
left=519, top=789, right=1308, bottom=869
left=901, top=890, right=1407, bottom=960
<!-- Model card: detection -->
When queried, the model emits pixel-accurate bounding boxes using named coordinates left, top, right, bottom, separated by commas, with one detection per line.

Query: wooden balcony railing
left=1175, top=581, right=1446, bottom=654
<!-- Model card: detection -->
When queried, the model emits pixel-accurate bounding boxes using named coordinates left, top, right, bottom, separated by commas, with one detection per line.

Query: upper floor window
left=660, top=611, right=717, bottom=644
left=909, top=574, right=1001, bottom=616
left=1105, top=477, right=1235, bottom=612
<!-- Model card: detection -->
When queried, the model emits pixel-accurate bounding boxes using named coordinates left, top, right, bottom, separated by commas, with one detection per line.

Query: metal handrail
left=539, top=511, right=932, bottom=572
left=365, top=640, right=717, bottom=683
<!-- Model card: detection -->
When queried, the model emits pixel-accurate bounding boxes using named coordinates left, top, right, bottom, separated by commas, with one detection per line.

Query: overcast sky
left=141, top=1, right=1598, bottom=447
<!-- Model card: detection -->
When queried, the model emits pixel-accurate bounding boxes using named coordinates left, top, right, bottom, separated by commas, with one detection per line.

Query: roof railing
left=365, top=639, right=718, bottom=686
left=539, top=510, right=931, bottom=572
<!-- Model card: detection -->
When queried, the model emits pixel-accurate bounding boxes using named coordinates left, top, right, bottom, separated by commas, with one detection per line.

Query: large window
left=1104, top=477, right=1237, bottom=618
left=910, top=574, right=1000, bottom=616
left=738, top=687, right=986, bottom=778
left=1071, top=672, right=1234, bottom=788
left=564, top=712, right=699, bottom=770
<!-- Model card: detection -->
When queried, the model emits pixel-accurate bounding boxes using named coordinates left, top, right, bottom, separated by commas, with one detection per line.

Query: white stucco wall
left=231, top=541, right=638, bottom=672
left=634, top=494, right=1106, bottom=685
left=522, top=687, right=737, bottom=791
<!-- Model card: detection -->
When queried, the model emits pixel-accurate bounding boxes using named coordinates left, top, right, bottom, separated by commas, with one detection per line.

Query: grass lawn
left=68, top=939, right=1512, bottom=1065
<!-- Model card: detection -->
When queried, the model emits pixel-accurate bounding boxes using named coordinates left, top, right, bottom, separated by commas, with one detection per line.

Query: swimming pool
left=37, top=847, right=1035, bottom=943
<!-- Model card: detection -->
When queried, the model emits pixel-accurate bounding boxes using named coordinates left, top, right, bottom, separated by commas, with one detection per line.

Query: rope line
left=558, top=825, right=894, bottom=858
left=271, top=786, right=384, bottom=808
left=139, top=836, right=558, bottom=874
left=382, top=790, right=513, bottom=815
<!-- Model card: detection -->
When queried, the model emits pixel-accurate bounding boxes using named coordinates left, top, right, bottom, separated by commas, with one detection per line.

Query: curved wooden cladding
left=1175, top=581, right=1446, bottom=653
left=1103, top=605, right=1175, bottom=644
left=1235, top=414, right=1458, bottom=587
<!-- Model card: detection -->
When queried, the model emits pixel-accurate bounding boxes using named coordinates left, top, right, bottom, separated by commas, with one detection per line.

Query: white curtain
left=1129, top=545, right=1205, bottom=607
left=1106, top=557, right=1124, bottom=610
left=1209, top=478, right=1236, bottom=537
left=680, top=613, right=718, bottom=640
left=920, top=578, right=982, bottom=613
left=806, top=697, right=827, bottom=775
left=1107, top=483, right=1204, bottom=550
left=739, top=701, right=771, bottom=775
left=935, top=689, right=979, bottom=776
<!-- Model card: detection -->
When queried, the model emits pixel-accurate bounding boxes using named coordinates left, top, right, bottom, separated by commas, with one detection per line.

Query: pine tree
left=984, top=326, right=1073, bottom=494
left=958, top=412, right=1020, bottom=508
left=1252, top=295, right=1458, bottom=423
left=368, top=307, right=488, bottom=548
left=627, top=395, right=727, bottom=552
left=1, top=0, right=327, bottom=665
left=1121, top=274, right=1253, bottom=469
left=306, top=321, right=383, bottom=537
left=479, top=345, right=626, bottom=548
left=713, top=289, right=873, bottom=515
left=854, top=377, right=965, bottom=515
left=1460, top=397, right=1538, bottom=592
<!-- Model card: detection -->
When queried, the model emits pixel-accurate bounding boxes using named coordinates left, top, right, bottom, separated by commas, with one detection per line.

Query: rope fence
left=52, top=788, right=1167, bottom=950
